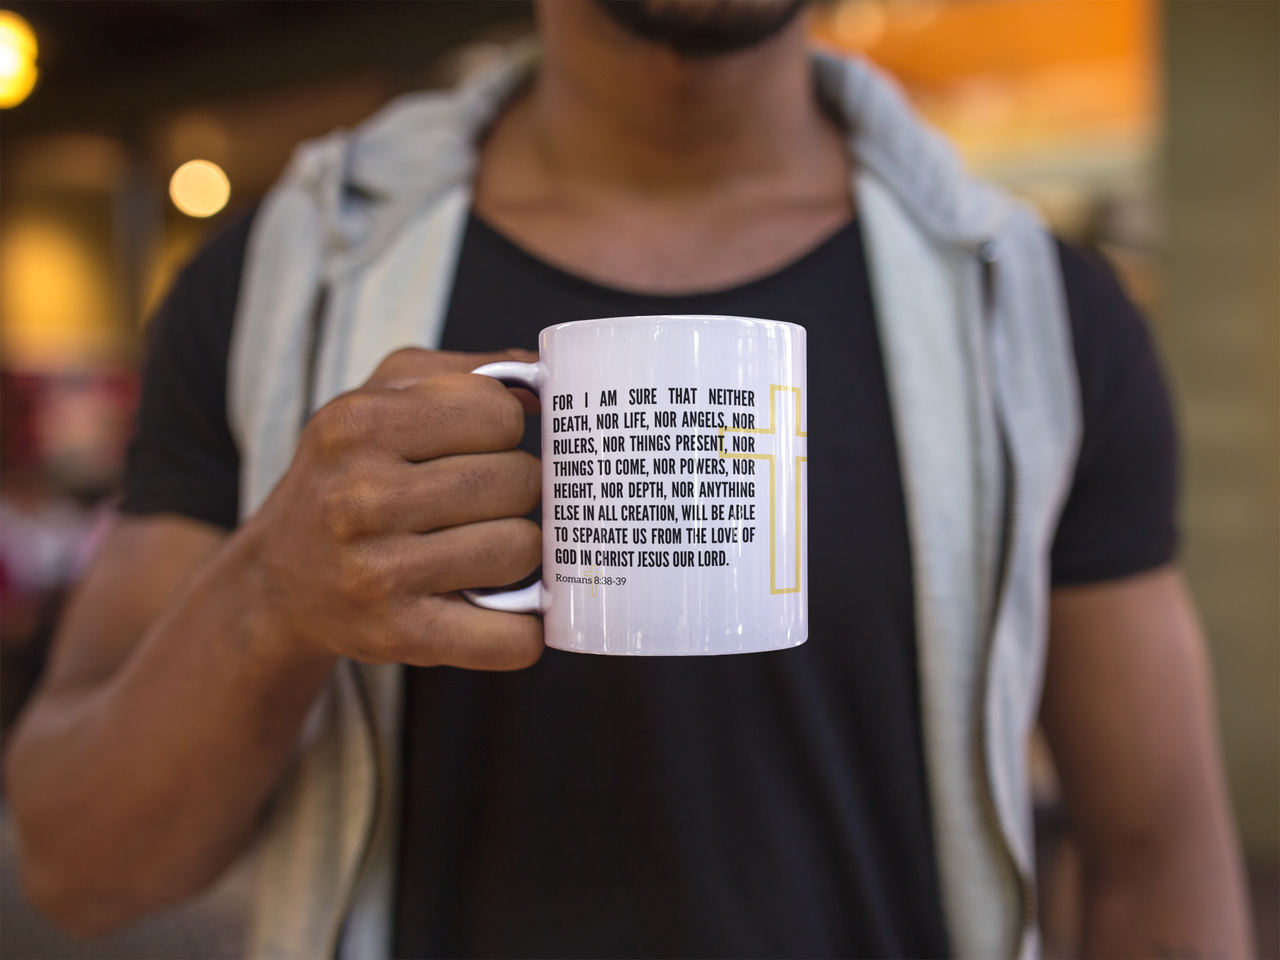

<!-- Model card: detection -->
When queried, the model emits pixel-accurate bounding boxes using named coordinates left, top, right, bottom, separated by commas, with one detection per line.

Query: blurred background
left=0, top=1, right=1274, bottom=957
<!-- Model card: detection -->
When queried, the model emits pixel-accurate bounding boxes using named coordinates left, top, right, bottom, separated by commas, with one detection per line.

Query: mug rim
left=541, top=314, right=802, bottom=336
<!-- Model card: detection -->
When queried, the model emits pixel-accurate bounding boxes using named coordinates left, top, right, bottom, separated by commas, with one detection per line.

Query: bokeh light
left=1, top=217, right=119, bottom=371
left=0, top=10, right=38, bottom=109
left=168, top=159, right=231, bottom=218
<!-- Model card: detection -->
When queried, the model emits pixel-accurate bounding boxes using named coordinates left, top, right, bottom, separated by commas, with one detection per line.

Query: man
left=5, top=2, right=1253, bottom=957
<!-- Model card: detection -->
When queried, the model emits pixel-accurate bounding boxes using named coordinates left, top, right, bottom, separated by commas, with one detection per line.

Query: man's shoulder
left=180, top=208, right=256, bottom=288
left=1054, top=238, right=1158, bottom=378
left=148, top=207, right=257, bottom=350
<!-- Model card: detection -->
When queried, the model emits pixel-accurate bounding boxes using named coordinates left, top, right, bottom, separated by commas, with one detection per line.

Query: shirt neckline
left=467, top=211, right=862, bottom=303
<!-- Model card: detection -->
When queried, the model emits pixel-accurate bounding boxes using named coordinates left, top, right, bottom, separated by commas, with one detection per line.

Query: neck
left=526, top=1, right=833, bottom=197
left=473, top=0, right=851, bottom=293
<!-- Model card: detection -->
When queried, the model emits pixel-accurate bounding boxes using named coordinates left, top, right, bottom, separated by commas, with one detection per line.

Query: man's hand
left=248, top=346, right=544, bottom=670
left=1043, top=567, right=1254, bottom=958
left=4, top=347, right=544, bottom=937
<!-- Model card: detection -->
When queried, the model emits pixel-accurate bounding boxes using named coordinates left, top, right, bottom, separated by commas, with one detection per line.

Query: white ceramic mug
left=464, top=315, right=807, bottom=656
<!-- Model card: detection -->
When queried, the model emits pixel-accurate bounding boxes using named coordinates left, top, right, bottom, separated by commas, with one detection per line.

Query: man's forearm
left=1045, top=570, right=1254, bottom=959
left=6, top=522, right=336, bottom=938
left=1081, top=827, right=1254, bottom=959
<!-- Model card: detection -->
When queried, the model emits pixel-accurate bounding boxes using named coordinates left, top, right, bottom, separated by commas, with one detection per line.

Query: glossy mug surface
left=465, top=315, right=807, bottom=656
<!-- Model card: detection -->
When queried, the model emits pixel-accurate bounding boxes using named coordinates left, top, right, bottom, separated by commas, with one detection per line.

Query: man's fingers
left=364, top=347, right=538, bottom=390
left=392, top=452, right=541, bottom=533
left=294, top=345, right=547, bottom=675
left=329, top=453, right=540, bottom=538
left=397, top=593, right=544, bottom=671
left=404, top=518, right=542, bottom=595
left=508, top=387, right=540, bottom=417
left=309, top=373, right=528, bottom=462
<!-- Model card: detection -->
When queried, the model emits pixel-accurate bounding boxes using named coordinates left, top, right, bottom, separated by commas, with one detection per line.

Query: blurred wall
left=1163, top=0, right=1280, bottom=854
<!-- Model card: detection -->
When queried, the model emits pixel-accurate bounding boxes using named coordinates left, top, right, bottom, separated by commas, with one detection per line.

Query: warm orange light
left=0, top=11, right=38, bottom=108
left=169, top=159, right=231, bottom=217
left=809, top=0, right=1158, bottom=169
left=1, top=217, right=119, bottom=371
left=831, top=1, right=888, bottom=51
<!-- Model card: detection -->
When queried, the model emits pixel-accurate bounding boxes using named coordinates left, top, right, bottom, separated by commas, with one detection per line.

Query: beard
left=593, top=0, right=808, bottom=57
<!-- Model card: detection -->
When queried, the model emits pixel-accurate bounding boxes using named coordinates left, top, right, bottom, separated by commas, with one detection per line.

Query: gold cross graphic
left=581, top=564, right=603, bottom=597
left=720, top=385, right=808, bottom=594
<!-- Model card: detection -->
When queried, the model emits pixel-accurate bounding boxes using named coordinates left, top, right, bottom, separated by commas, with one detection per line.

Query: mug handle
left=461, top=360, right=547, bottom=615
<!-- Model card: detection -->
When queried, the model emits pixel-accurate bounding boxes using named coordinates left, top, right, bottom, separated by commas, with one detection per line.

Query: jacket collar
left=282, top=42, right=1009, bottom=278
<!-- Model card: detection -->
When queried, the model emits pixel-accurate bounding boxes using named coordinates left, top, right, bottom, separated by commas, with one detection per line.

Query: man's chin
left=593, top=0, right=807, bottom=57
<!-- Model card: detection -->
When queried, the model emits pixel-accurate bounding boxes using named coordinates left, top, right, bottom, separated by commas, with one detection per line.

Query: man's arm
left=4, top=349, right=544, bottom=938
left=4, top=514, right=326, bottom=937
left=1042, top=565, right=1254, bottom=958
